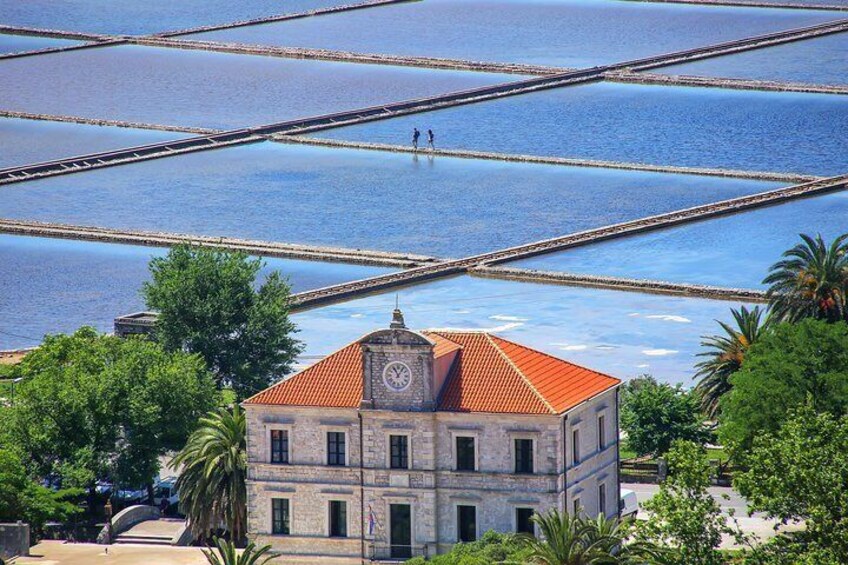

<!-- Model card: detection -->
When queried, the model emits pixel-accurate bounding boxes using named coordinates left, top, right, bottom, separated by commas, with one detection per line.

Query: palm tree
left=694, top=306, right=770, bottom=419
left=764, top=233, right=848, bottom=323
left=172, top=405, right=247, bottom=544
left=520, top=509, right=662, bottom=565
left=202, top=537, right=274, bottom=565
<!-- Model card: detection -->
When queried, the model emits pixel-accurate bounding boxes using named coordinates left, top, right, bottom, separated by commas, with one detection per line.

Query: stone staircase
left=113, top=517, right=186, bottom=546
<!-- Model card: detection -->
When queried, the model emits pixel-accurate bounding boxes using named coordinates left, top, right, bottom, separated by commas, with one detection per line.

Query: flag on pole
left=368, top=505, right=376, bottom=536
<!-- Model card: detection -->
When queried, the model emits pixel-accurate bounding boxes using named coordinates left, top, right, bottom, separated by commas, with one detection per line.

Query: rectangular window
left=573, top=498, right=581, bottom=515
left=572, top=429, right=580, bottom=465
left=598, top=415, right=606, bottom=451
left=515, top=508, right=534, bottom=535
left=390, top=434, right=409, bottom=469
left=514, top=438, right=534, bottom=474
left=598, top=483, right=607, bottom=516
left=327, top=431, right=346, bottom=466
left=271, top=429, right=289, bottom=464
left=329, top=500, right=347, bottom=537
left=455, top=436, right=476, bottom=471
left=457, top=505, right=477, bottom=542
left=272, top=498, right=290, bottom=535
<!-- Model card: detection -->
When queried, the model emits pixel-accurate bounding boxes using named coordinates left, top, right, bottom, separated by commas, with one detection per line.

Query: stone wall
left=0, top=522, right=30, bottom=560
left=245, top=389, right=621, bottom=560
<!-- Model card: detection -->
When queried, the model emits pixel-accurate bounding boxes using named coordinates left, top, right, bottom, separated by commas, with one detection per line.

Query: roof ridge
left=424, top=330, right=465, bottom=349
left=485, top=333, right=556, bottom=414
left=489, top=334, right=621, bottom=384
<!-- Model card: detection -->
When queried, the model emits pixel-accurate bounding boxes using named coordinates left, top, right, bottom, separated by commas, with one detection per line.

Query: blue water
left=0, top=45, right=517, bottom=130
left=510, top=191, right=848, bottom=289
left=663, top=31, right=848, bottom=85
left=0, top=0, right=350, bottom=36
left=0, top=235, right=394, bottom=350
left=313, top=82, right=848, bottom=176
left=0, top=33, right=79, bottom=54
left=0, top=118, right=192, bottom=169
left=293, top=274, right=757, bottom=384
left=0, top=142, right=780, bottom=257
left=193, top=0, right=839, bottom=68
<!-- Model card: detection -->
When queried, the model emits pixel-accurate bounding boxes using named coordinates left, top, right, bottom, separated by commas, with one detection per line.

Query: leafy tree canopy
left=143, top=245, right=303, bottom=400
left=719, top=319, right=848, bottom=452
left=621, top=376, right=710, bottom=458
left=3, top=327, right=217, bottom=490
left=637, top=441, right=745, bottom=565
left=0, top=447, right=81, bottom=536
left=734, top=405, right=848, bottom=562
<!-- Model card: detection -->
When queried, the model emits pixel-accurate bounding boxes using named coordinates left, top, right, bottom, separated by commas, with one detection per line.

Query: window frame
left=456, top=504, right=478, bottom=543
left=270, top=428, right=290, bottom=465
left=514, top=507, right=535, bottom=536
left=326, top=430, right=348, bottom=467
left=271, top=498, right=290, bottom=535
left=572, top=497, right=582, bottom=516
left=328, top=500, right=348, bottom=538
left=513, top=437, right=535, bottom=474
left=454, top=435, right=477, bottom=472
left=571, top=427, right=581, bottom=466
left=388, top=433, right=411, bottom=470
left=598, top=483, right=607, bottom=517
left=598, top=414, right=606, bottom=452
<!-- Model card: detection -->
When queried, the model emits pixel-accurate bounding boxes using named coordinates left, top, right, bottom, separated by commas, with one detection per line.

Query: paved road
left=622, top=482, right=795, bottom=547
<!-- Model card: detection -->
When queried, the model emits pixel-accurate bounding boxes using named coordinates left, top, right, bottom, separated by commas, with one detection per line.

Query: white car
left=153, top=477, right=179, bottom=508
left=620, top=489, right=639, bottom=518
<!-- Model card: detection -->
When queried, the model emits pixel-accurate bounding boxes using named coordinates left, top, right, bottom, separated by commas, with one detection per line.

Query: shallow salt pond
left=0, top=0, right=349, bottom=36
left=0, top=45, right=517, bottom=130
left=193, top=0, right=839, bottom=68
left=662, top=31, right=848, bottom=85
left=0, top=235, right=394, bottom=350
left=509, top=191, right=848, bottom=289
left=0, top=33, right=79, bottom=54
left=293, top=274, right=757, bottom=384
left=312, top=81, right=848, bottom=176
left=0, top=118, right=192, bottom=169
left=0, top=142, right=780, bottom=257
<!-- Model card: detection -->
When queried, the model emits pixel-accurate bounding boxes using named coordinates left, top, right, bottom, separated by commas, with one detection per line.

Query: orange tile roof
left=244, top=330, right=620, bottom=414
left=244, top=341, right=363, bottom=408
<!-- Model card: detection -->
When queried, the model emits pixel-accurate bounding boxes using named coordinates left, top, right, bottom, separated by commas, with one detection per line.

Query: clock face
left=383, top=361, right=412, bottom=392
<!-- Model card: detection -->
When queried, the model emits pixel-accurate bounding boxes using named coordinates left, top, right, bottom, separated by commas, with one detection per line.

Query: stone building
left=243, top=311, right=621, bottom=564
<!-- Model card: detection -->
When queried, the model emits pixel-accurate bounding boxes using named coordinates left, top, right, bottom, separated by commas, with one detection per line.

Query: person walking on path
left=412, top=128, right=420, bottom=150
left=427, top=129, right=435, bottom=150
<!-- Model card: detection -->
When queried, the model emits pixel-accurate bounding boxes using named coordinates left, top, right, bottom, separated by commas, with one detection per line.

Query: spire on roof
left=390, top=306, right=406, bottom=329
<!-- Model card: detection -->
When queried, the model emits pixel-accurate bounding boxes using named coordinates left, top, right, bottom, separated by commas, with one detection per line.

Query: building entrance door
left=390, top=504, right=412, bottom=559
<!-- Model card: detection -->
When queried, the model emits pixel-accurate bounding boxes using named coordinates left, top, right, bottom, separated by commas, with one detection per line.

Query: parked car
left=153, top=477, right=179, bottom=508
left=620, top=488, right=639, bottom=518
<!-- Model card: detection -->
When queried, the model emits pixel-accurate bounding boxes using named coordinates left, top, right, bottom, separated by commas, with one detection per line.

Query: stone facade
left=245, top=317, right=620, bottom=564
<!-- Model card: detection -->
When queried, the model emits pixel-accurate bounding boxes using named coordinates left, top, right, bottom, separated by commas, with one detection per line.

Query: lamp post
left=104, top=500, right=113, bottom=544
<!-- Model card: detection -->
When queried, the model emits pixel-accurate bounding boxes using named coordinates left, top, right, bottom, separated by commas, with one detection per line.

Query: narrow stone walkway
left=279, top=136, right=819, bottom=183
left=608, top=71, right=848, bottom=96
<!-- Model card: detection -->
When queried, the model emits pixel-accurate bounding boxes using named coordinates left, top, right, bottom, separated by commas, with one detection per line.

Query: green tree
left=764, top=233, right=848, bottom=323
left=0, top=447, right=81, bottom=537
left=621, top=376, right=710, bottom=458
left=143, top=245, right=302, bottom=400
left=4, top=328, right=216, bottom=493
left=694, top=306, right=770, bottom=419
left=637, top=441, right=744, bottom=565
left=172, top=405, right=247, bottom=544
left=521, top=510, right=661, bottom=564
left=406, top=530, right=530, bottom=565
left=719, top=319, right=848, bottom=451
left=202, top=537, right=274, bottom=565
left=734, top=405, right=848, bottom=561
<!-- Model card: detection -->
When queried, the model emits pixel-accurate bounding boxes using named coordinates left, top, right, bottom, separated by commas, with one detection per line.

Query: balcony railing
left=369, top=544, right=429, bottom=561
